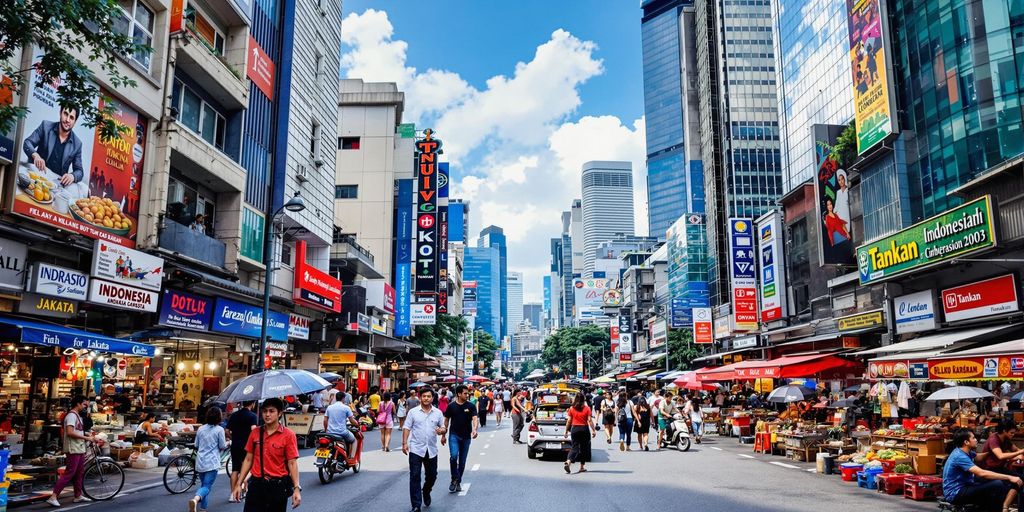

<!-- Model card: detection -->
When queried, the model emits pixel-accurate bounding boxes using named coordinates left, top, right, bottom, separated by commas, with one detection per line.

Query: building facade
left=581, top=161, right=635, bottom=277
left=464, top=245, right=502, bottom=342
left=506, top=271, right=524, bottom=343
left=477, top=225, right=508, bottom=338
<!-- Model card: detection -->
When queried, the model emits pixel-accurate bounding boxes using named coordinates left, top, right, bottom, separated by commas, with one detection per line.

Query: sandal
left=578, top=467, right=587, bottom=473
left=564, top=462, right=571, bottom=474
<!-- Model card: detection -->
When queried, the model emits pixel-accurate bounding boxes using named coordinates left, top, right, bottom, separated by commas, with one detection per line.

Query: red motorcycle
left=314, top=427, right=363, bottom=484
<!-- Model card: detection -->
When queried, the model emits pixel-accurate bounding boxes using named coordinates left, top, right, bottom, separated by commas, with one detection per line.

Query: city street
left=25, top=418, right=934, bottom=512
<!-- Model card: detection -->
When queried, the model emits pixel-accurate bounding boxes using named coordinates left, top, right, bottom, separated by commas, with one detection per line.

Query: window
left=166, top=174, right=216, bottom=233
left=314, top=49, right=324, bottom=87
left=113, top=0, right=155, bottom=71
left=335, top=185, right=358, bottom=199
left=280, top=242, right=292, bottom=267
left=339, top=136, right=360, bottom=150
left=173, top=79, right=227, bottom=150
left=311, top=120, right=321, bottom=158
left=185, top=8, right=226, bottom=55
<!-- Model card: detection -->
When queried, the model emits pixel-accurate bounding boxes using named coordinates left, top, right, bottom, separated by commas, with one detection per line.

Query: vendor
left=942, top=428, right=1022, bottom=512
left=954, top=399, right=979, bottom=417
left=134, top=413, right=167, bottom=444
left=979, top=419, right=1024, bottom=475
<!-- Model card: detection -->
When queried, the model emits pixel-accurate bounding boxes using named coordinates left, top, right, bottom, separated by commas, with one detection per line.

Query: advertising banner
left=836, top=309, right=885, bottom=331
left=16, top=50, right=146, bottom=247
left=666, top=214, right=709, bottom=327
left=91, top=240, right=163, bottom=291
left=610, top=325, right=619, bottom=354
left=27, top=263, right=88, bottom=301
left=573, top=278, right=612, bottom=320
left=847, top=0, right=896, bottom=154
left=157, top=289, right=212, bottom=331
left=857, top=196, right=996, bottom=284
left=728, top=218, right=758, bottom=331
left=247, top=35, right=275, bottom=100
left=410, top=303, right=436, bottom=325
left=576, top=349, right=583, bottom=379
left=941, top=274, right=1019, bottom=323
left=464, top=319, right=475, bottom=377
left=289, top=314, right=310, bottom=340
left=414, top=130, right=441, bottom=298
left=617, top=312, right=633, bottom=354
left=437, top=162, right=449, bottom=314
left=88, top=279, right=158, bottom=312
left=292, top=240, right=342, bottom=313
left=813, top=124, right=855, bottom=266
left=894, top=290, right=937, bottom=334
left=649, top=318, right=668, bottom=349
left=756, top=212, right=787, bottom=323
left=395, top=179, right=413, bottom=337
left=462, top=280, right=478, bottom=315
left=692, top=307, right=714, bottom=344
left=17, top=292, right=77, bottom=319
left=211, top=297, right=288, bottom=341
left=928, top=356, right=1024, bottom=380
left=0, top=237, right=27, bottom=292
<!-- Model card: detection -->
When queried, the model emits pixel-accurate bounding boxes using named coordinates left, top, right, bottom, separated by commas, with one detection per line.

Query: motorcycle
left=314, top=426, right=364, bottom=484
left=659, top=413, right=692, bottom=452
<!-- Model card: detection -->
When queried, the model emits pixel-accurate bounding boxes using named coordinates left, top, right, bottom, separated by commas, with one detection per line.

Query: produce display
left=893, top=463, right=914, bottom=474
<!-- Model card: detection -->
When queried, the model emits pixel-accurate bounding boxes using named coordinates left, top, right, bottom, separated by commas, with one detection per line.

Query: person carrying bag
left=231, top=398, right=302, bottom=512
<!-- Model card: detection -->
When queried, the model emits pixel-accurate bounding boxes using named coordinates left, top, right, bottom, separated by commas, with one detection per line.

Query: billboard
left=410, top=303, right=436, bottom=325
left=462, top=280, right=478, bottom=315
left=617, top=312, right=633, bottom=355
left=813, top=124, right=855, bottom=266
left=395, top=179, right=413, bottom=336
left=15, top=50, right=147, bottom=247
left=941, top=274, right=1019, bottom=323
left=437, top=162, right=449, bottom=314
left=413, top=130, right=440, bottom=307
left=464, top=318, right=475, bottom=377
left=847, top=0, right=896, bottom=154
left=756, top=211, right=787, bottom=323
left=293, top=241, right=342, bottom=313
left=728, top=218, right=758, bottom=331
left=894, top=290, right=937, bottom=334
left=91, top=240, right=163, bottom=291
left=856, top=196, right=996, bottom=284
left=158, top=289, right=213, bottom=331
left=666, top=213, right=709, bottom=327
left=692, top=307, right=713, bottom=344
left=573, top=278, right=611, bottom=320
left=648, top=318, right=668, bottom=349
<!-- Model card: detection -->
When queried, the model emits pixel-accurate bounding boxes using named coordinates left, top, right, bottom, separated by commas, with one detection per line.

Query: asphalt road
left=24, top=414, right=937, bottom=512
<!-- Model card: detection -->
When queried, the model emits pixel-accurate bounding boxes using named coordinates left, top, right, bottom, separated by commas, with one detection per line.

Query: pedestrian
left=226, top=401, right=258, bottom=502
left=189, top=408, right=228, bottom=512
left=601, top=392, right=616, bottom=443
left=616, top=395, right=634, bottom=451
left=634, top=396, right=652, bottom=451
left=397, top=392, right=409, bottom=430
left=443, top=385, right=478, bottom=493
left=591, top=389, right=604, bottom=421
left=439, top=392, right=450, bottom=413
left=502, top=387, right=512, bottom=417
left=378, top=392, right=395, bottom=451
left=47, top=395, right=97, bottom=507
left=685, top=395, right=704, bottom=444
left=510, top=389, right=526, bottom=444
left=493, top=391, right=504, bottom=426
left=369, top=387, right=382, bottom=419
left=231, top=398, right=302, bottom=512
left=477, top=389, right=490, bottom=428
left=563, top=393, right=596, bottom=474
left=403, top=388, right=446, bottom=512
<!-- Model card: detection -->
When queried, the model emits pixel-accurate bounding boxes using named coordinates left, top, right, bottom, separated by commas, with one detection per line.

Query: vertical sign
left=728, top=219, right=758, bottom=331
left=617, top=311, right=633, bottom=366
left=437, top=162, right=450, bottom=314
left=610, top=325, right=620, bottom=355
left=395, top=179, right=414, bottom=336
left=464, top=319, right=475, bottom=377
left=576, top=349, right=584, bottom=379
left=169, top=0, right=186, bottom=32
left=756, top=211, right=787, bottom=323
left=847, top=0, right=896, bottom=154
left=247, top=35, right=275, bottom=100
left=813, top=124, right=855, bottom=266
left=414, top=130, right=441, bottom=312
left=692, top=307, right=714, bottom=344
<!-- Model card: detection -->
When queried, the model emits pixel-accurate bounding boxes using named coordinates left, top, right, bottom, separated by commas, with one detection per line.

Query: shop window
left=335, top=185, right=358, bottom=199
left=113, top=0, right=155, bottom=71
left=173, top=79, right=227, bottom=150
left=280, top=240, right=293, bottom=267
left=339, top=136, right=360, bottom=150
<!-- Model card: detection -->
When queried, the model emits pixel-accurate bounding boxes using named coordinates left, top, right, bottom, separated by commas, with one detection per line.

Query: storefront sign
left=169, top=0, right=185, bottom=32
left=19, top=324, right=155, bottom=356
left=846, top=0, right=897, bottom=154
left=929, top=359, right=986, bottom=380
left=648, top=318, right=667, bottom=349
left=894, top=290, right=937, bottom=334
left=909, top=362, right=929, bottom=380
left=757, top=212, right=787, bottom=322
left=728, top=218, right=758, bottom=331
left=211, top=297, right=288, bottom=341
left=17, top=292, right=77, bottom=319
left=247, top=35, right=275, bottom=100
left=157, top=289, right=212, bottom=331
left=733, top=336, right=757, bottom=349
left=88, top=279, right=158, bottom=312
left=27, top=262, right=88, bottom=300
left=437, top=162, right=449, bottom=314
left=617, top=313, right=633, bottom=354
left=868, top=361, right=909, bottom=379
left=414, top=130, right=441, bottom=299
left=941, top=274, right=1019, bottom=322
left=395, top=179, right=413, bottom=336
left=837, top=309, right=884, bottom=331
left=0, top=237, right=27, bottom=292
left=91, top=240, right=163, bottom=291
left=321, top=352, right=356, bottom=365
left=371, top=318, right=386, bottom=335
left=693, top=307, right=714, bottom=344
left=735, top=366, right=778, bottom=379
left=410, top=303, right=436, bottom=326
left=610, top=325, right=619, bottom=354
left=289, top=314, right=310, bottom=340
left=857, top=196, right=996, bottom=284
left=383, top=283, right=396, bottom=314
left=292, top=240, right=341, bottom=313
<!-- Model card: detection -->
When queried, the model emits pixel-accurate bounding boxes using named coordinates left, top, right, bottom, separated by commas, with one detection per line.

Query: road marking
left=770, top=461, right=801, bottom=469
left=458, top=482, right=472, bottom=496
left=710, top=447, right=723, bottom=451
left=484, top=444, right=490, bottom=449
left=738, top=454, right=755, bottom=459
left=806, top=468, right=817, bottom=472
left=479, top=452, right=486, bottom=456
left=471, top=463, right=480, bottom=471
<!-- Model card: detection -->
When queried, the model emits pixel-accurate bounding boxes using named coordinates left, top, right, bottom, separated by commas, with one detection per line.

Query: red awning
left=697, top=361, right=760, bottom=382
left=733, top=354, right=862, bottom=380
left=616, top=371, right=639, bottom=380
left=672, top=371, right=720, bottom=391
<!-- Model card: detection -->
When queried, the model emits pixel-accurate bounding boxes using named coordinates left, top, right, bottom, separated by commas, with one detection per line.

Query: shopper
left=226, top=401, right=258, bottom=502
left=685, top=395, right=704, bottom=444
left=943, top=428, right=1022, bottom=512
left=368, top=387, right=382, bottom=419
left=231, top=398, right=302, bottom=512
left=443, top=385, right=479, bottom=493
left=493, top=391, right=504, bottom=426
left=601, top=392, right=616, bottom=443
left=47, top=396, right=96, bottom=507
left=502, top=388, right=512, bottom=417
left=397, top=392, right=409, bottom=430
left=510, top=390, right=526, bottom=444
left=616, top=395, right=634, bottom=451
left=403, top=387, right=446, bottom=512
left=634, top=396, right=652, bottom=451
left=563, top=393, right=595, bottom=474
left=189, top=408, right=228, bottom=512
left=978, top=419, right=1024, bottom=474
left=378, top=392, right=395, bottom=452
left=477, top=389, right=490, bottom=428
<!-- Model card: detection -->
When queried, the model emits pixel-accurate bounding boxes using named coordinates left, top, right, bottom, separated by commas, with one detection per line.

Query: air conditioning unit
left=295, top=164, right=309, bottom=183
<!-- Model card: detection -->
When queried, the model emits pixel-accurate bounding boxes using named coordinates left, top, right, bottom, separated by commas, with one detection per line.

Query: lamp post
left=257, top=192, right=305, bottom=373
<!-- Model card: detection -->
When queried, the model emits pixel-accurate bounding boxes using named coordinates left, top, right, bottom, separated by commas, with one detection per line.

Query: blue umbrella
left=409, top=382, right=428, bottom=389
left=1012, top=390, right=1024, bottom=401
left=217, top=370, right=331, bottom=403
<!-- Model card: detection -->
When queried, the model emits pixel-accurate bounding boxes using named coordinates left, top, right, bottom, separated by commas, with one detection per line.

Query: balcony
left=330, top=234, right=383, bottom=279
left=170, top=122, right=246, bottom=193
left=159, top=219, right=227, bottom=269
left=172, top=31, right=248, bottom=110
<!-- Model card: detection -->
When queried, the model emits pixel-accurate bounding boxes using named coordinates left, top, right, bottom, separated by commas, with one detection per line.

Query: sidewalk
left=13, top=463, right=169, bottom=509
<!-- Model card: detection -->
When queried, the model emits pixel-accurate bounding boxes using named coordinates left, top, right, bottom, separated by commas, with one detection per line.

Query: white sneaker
left=73, top=497, right=90, bottom=503
left=46, top=496, right=61, bottom=508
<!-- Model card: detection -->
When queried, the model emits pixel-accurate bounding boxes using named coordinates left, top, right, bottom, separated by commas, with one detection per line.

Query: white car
left=525, top=385, right=580, bottom=459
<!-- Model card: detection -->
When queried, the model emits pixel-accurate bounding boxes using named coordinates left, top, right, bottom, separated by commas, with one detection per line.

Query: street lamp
left=257, top=192, right=305, bottom=373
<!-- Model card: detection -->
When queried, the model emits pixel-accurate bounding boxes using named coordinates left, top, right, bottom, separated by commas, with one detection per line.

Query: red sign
left=762, top=307, right=782, bottom=322
left=694, top=319, right=714, bottom=344
left=868, top=361, right=910, bottom=379
left=117, top=359, right=127, bottom=371
left=735, top=367, right=779, bottom=379
left=383, top=283, right=396, bottom=314
left=247, top=36, right=275, bottom=100
left=169, top=0, right=185, bottom=32
left=292, top=241, right=342, bottom=313
left=941, top=274, right=1019, bottom=322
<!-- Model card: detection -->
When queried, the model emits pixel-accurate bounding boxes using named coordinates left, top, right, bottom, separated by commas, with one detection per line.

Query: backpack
left=617, top=407, right=627, bottom=422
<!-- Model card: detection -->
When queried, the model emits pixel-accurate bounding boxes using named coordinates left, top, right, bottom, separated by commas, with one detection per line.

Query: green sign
left=398, top=123, right=415, bottom=139
left=856, top=196, right=996, bottom=284
left=241, top=206, right=265, bottom=263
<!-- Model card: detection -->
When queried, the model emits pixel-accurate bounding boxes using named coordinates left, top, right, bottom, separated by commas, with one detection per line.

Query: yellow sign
left=837, top=309, right=884, bottom=331
left=929, top=360, right=984, bottom=380
left=847, top=0, right=895, bottom=153
left=321, top=352, right=356, bottom=364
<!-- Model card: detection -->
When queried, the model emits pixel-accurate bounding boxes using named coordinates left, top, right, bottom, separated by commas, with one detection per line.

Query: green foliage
left=832, top=120, right=858, bottom=168
left=473, top=330, right=499, bottom=376
left=411, top=314, right=468, bottom=356
left=515, top=359, right=546, bottom=381
left=541, top=326, right=609, bottom=378
left=667, top=329, right=705, bottom=371
left=0, top=0, right=151, bottom=139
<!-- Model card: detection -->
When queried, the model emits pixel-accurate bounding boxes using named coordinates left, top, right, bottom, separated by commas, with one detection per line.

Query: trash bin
left=823, top=455, right=837, bottom=475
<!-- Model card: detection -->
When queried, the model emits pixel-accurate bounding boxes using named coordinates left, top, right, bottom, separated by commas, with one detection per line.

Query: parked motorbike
left=314, top=426, right=364, bottom=483
left=659, top=413, right=692, bottom=452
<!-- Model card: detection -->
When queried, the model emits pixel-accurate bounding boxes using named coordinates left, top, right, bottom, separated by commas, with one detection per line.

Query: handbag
left=376, top=402, right=391, bottom=426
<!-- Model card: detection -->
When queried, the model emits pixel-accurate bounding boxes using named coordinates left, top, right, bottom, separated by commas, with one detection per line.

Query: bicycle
left=78, top=442, right=125, bottom=501
left=162, top=440, right=232, bottom=494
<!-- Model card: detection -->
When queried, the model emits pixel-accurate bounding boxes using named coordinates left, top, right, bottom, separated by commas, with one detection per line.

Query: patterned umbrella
left=217, top=370, right=331, bottom=403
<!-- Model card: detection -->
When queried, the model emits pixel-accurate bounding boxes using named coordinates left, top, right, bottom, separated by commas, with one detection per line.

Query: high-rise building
left=695, top=0, right=783, bottom=308
left=506, top=271, right=524, bottom=346
left=449, top=199, right=470, bottom=244
left=641, top=0, right=706, bottom=238
left=478, top=226, right=508, bottom=338
left=464, top=246, right=501, bottom=341
left=523, top=303, right=543, bottom=332
left=570, top=200, right=585, bottom=275
left=581, top=161, right=635, bottom=277
left=542, top=276, right=552, bottom=330
left=592, top=235, right=660, bottom=281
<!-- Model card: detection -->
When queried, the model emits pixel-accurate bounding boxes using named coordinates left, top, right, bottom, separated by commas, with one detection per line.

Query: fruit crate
left=877, top=473, right=907, bottom=495
left=903, top=475, right=942, bottom=501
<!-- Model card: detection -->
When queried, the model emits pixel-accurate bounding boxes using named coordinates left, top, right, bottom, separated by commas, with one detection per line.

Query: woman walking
left=600, top=393, right=616, bottom=443
left=188, top=408, right=228, bottom=512
left=616, top=395, right=634, bottom=451
left=685, top=395, right=704, bottom=444
left=397, top=392, right=409, bottom=430
left=633, top=396, right=652, bottom=451
left=377, top=392, right=395, bottom=451
left=493, top=392, right=504, bottom=426
left=563, top=393, right=596, bottom=474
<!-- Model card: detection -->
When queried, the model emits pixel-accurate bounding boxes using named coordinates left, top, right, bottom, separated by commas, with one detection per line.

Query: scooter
left=659, top=413, right=692, bottom=452
left=314, top=426, right=364, bottom=484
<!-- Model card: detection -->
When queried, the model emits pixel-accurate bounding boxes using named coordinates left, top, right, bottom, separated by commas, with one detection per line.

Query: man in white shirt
left=834, top=170, right=851, bottom=225
left=501, top=389, right=512, bottom=417
left=403, top=388, right=446, bottom=512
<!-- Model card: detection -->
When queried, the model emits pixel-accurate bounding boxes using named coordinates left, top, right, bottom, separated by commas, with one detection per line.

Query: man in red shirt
left=980, top=419, right=1024, bottom=473
left=232, top=398, right=302, bottom=512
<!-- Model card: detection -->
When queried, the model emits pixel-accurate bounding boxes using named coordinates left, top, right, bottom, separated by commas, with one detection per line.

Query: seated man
left=979, top=419, right=1024, bottom=475
left=943, top=428, right=1022, bottom=512
left=323, top=398, right=359, bottom=456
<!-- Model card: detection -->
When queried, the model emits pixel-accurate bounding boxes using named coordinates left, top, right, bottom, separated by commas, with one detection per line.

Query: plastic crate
left=903, top=475, right=942, bottom=501
left=840, top=463, right=863, bottom=482
left=857, top=468, right=885, bottom=490
left=878, top=473, right=908, bottom=495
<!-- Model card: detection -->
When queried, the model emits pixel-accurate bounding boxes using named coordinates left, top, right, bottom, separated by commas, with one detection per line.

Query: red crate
left=903, top=475, right=942, bottom=501
left=878, top=474, right=907, bottom=495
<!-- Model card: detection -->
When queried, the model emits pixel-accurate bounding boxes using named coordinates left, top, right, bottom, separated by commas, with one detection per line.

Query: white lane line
left=458, top=482, right=472, bottom=496
left=710, top=447, right=723, bottom=451
left=479, top=452, right=486, bottom=456
left=471, top=463, right=480, bottom=472
left=738, top=454, right=756, bottom=459
left=770, top=461, right=801, bottom=469
left=484, top=444, right=490, bottom=449
left=806, top=468, right=817, bottom=472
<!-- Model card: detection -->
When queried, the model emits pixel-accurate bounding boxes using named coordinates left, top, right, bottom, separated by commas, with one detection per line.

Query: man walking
left=403, top=388, right=446, bottom=512
left=47, top=395, right=96, bottom=507
left=443, top=385, right=478, bottom=493
left=225, top=401, right=258, bottom=503
left=510, top=390, right=526, bottom=444
left=231, top=398, right=302, bottom=512
left=502, top=388, right=512, bottom=417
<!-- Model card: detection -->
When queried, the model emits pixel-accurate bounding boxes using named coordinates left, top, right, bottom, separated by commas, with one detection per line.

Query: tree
left=473, top=329, right=499, bottom=377
left=515, top=359, right=546, bottom=381
left=0, top=0, right=150, bottom=139
left=541, top=326, right=609, bottom=379
left=832, top=120, right=858, bottom=168
left=410, top=314, right=467, bottom=356
left=667, top=328, right=706, bottom=371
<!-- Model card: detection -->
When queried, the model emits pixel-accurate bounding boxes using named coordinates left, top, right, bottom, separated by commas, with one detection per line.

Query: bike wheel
left=678, top=437, right=691, bottom=452
left=163, top=455, right=198, bottom=494
left=223, top=454, right=232, bottom=475
left=318, top=465, right=335, bottom=484
left=82, top=460, right=125, bottom=501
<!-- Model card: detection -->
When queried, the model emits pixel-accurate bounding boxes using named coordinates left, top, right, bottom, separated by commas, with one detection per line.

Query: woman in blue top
left=942, top=428, right=1022, bottom=512
left=190, top=408, right=229, bottom=512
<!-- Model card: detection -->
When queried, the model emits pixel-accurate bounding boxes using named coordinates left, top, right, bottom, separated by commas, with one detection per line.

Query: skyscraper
left=506, top=271, right=524, bottom=345
left=449, top=199, right=470, bottom=244
left=581, top=161, right=635, bottom=278
left=641, top=0, right=706, bottom=238
left=463, top=246, right=501, bottom=341
left=478, top=226, right=508, bottom=338
left=523, top=303, right=543, bottom=331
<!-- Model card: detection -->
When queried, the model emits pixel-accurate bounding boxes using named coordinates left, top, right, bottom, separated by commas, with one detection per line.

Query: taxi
left=525, top=383, right=581, bottom=460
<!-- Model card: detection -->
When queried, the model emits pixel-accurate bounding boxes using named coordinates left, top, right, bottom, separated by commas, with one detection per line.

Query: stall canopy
left=852, top=325, right=1013, bottom=356
left=629, top=369, right=660, bottom=381
left=700, top=354, right=861, bottom=381
left=0, top=316, right=157, bottom=357
left=697, top=360, right=761, bottom=381
left=616, top=370, right=639, bottom=381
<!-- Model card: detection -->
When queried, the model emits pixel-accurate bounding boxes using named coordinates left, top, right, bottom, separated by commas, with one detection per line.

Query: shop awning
left=732, top=353, right=861, bottom=379
left=371, top=334, right=424, bottom=356
left=0, top=316, right=157, bottom=357
left=654, top=370, right=685, bottom=380
left=852, top=325, right=1012, bottom=356
left=616, top=371, right=639, bottom=380
left=629, top=369, right=660, bottom=381
left=931, top=338, right=1024, bottom=359
left=697, top=362, right=748, bottom=381
left=691, top=345, right=763, bottom=363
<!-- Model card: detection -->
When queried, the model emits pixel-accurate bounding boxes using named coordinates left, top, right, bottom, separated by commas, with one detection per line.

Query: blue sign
left=158, top=289, right=213, bottom=331
left=211, top=297, right=288, bottom=341
left=0, top=316, right=156, bottom=356
left=395, top=263, right=412, bottom=336
left=730, top=219, right=756, bottom=279
left=395, top=179, right=414, bottom=337
left=909, top=363, right=928, bottom=380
